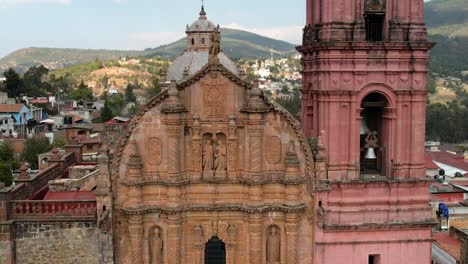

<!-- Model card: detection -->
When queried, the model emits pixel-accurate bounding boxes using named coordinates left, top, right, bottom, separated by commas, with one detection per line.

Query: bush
left=22, top=137, right=52, bottom=170
left=0, top=163, right=13, bottom=187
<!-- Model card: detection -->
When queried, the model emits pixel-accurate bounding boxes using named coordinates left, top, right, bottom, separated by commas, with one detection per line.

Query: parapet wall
left=14, top=222, right=99, bottom=264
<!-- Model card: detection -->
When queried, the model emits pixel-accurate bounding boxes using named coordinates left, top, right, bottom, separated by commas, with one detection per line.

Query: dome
left=186, top=6, right=217, bottom=32
left=167, top=51, right=239, bottom=83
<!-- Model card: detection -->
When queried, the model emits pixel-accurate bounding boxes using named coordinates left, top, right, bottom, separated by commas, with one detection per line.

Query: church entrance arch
left=204, top=236, right=226, bottom=264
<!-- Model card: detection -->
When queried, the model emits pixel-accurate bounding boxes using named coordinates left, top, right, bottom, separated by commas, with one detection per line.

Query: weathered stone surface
left=15, top=222, right=99, bottom=264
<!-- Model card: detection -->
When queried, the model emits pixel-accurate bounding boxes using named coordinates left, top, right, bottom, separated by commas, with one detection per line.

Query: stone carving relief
left=148, top=137, right=162, bottom=166
left=202, top=133, right=228, bottom=179
left=202, top=134, right=214, bottom=174
left=202, top=73, right=226, bottom=118
left=266, top=225, right=281, bottom=264
left=200, top=221, right=234, bottom=242
left=149, top=226, right=164, bottom=264
left=214, top=139, right=227, bottom=173
left=365, top=0, right=386, bottom=12
left=266, top=136, right=282, bottom=164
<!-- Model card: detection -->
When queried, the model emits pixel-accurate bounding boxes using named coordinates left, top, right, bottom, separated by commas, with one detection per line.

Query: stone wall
left=15, top=222, right=99, bottom=264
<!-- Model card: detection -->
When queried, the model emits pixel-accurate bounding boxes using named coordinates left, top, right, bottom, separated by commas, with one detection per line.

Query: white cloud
left=0, top=0, right=71, bottom=7
left=130, top=31, right=185, bottom=48
left=222, top=23, right=302, bottom=45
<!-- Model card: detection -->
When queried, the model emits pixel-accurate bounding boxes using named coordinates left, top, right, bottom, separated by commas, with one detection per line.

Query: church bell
left=365, top=147, right=377, bottom=159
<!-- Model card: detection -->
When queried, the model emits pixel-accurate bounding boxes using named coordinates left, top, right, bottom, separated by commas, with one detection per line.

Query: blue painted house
left=0, top=104, right=32, bottom=125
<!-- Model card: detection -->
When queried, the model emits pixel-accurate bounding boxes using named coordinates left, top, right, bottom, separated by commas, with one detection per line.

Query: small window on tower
left=365, top=13, right=385, bottom=41
left=191, top=38, right=195, bottom=45
left=201, top=38, right=205, bottom=44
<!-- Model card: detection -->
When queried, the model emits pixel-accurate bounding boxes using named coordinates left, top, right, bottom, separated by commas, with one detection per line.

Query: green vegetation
left=22, top=137, right=52, bottom=170
left=0, top=142, right=19, bottom=187
left=275, top=86, right=301, bottom=118
left=68, top=81, right=93, bottom=101
left=425, top=0, right=468, bottom=77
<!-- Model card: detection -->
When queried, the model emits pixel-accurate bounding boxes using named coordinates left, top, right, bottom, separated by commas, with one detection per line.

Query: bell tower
left=299, top=0, right=436, bottom=263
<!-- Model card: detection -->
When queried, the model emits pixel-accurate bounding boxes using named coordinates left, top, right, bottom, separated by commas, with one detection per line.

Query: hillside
left=0, top=48, right=152, bottom=73
left=146, top=28, right=296, bottom=59
left=425, top=0, right=468, bottom=76
left=0, top=28, right=295, bottom=73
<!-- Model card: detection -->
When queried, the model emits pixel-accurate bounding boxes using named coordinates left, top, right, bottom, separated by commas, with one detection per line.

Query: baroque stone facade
left=96, top=8, right=314, bottom=264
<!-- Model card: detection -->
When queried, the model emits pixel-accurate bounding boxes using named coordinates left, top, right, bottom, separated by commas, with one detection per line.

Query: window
left=191, top=38, right=195, bottom=45
left=369, top=254, right=381, bottom=264
left=365, top=14, right=385, bottom=41
left=201, top=38, right=205, bottom=44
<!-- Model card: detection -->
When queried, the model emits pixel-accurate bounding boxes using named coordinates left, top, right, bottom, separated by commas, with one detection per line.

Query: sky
left=0, top=0, right=306, bottom=57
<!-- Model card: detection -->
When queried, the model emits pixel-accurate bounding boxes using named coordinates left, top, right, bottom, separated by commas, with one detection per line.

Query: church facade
left=94, top=1, right=436, bottom=263
left=96, top=8, right=315, bottom=264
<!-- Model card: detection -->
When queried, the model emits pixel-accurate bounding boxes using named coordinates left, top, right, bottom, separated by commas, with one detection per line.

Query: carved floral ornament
left=365, top=0, right=386, bottom=13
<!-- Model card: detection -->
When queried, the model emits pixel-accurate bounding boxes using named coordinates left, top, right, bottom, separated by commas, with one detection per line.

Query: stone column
left=192, top=114, right=202, bottom=180
left=128, top=215, right=144, bottom=264
left=167, top=126, right=181, bottom=181
left=166, top=215, right=182, bottom=264
left=226, top=224, right=238, bottom=264
left=248, top=214, right=263, bottom=263
left=193, top=225, right=204, bottom=264
left=285, top=213, right=300, bottom=264
left=249, top=125, right=263, bottom=180
left=227, top=115, right=237, bottom=179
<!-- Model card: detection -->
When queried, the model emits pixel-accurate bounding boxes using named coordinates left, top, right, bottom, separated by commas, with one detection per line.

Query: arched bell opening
left=204, top=236, right=226, bottom=264
left=360, top=92, right=388, bottom=179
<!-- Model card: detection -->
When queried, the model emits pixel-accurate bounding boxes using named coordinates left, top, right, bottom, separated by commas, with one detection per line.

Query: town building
left=298, top=0, right=436, bottom=263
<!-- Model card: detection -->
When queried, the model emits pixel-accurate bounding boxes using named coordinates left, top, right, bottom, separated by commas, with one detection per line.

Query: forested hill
left=425, top=0, right=468, bottom=77
left=145, top=28, right=296, bottom=59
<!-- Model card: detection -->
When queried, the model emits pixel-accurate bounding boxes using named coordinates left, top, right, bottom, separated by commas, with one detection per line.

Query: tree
left=22, top=137, right=52, bottom=170
left=125, top=83, right=137, bottom=102
left=0, top=163, right=13, bottom=187
left=0, top=142, right=14, bottom=162
left=68, top=81, right=93, bottom=101
left=21, top=65, right=50, bottom=97
left=2, top=68, right=22, bottom=98
left=101, top=100, right=114, bottom=122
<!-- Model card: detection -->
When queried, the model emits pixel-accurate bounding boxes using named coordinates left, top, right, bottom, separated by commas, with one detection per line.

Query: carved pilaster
left=166, top=215, right=182, bottom=264
left=193, top=225, right=204, bottom=264
left=128, top=215, right=144, bottom=264
left=167, top=127, right=181, bottom=180
left=249, top=126, right=263, bottom=179
left=227, top=115, right=237, bottom=178
left=249, top=214, right=263, bottom=263
left=227, top=224, right=238, bottom=264
left=285, top=213, right=300, bottom=264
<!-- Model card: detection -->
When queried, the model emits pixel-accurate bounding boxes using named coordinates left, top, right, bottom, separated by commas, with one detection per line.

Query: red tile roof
left=43, top=191, right=96, bottom=201
left=433, top=232, right=461, bottom=260
left=425, top=152, right=440, bottom=170
left=0, top=104, right=25, bottom=113
left=427, top=151, right=468, bottom=172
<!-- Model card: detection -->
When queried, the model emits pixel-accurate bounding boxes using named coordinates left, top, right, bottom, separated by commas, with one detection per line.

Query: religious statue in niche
left=203, top=138, right=214, bottom=173
left=150, top=227, right=163, bottom=264
left=214, top=139, right=227, bottom=175
left=209, top=26, right=221, bottom=58
left=365, top=0, right=386, bottom=12
left=266, top=226, right=281, bottom=264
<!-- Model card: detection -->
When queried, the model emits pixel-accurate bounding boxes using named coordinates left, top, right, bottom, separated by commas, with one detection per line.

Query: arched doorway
left=204, top=236, right=226, bottom=264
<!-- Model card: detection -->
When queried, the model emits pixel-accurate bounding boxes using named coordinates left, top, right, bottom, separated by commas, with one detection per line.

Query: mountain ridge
left=0, top=28, right=296, bottom=73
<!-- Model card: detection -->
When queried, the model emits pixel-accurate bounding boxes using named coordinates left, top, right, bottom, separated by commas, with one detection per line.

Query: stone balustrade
left=9, top=200, right=96, bottom=221
left=49, top=169, right=100, bottom=192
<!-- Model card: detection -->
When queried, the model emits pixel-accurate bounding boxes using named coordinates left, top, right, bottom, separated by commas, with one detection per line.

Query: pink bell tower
left=298, top=0, right=436, bottom=263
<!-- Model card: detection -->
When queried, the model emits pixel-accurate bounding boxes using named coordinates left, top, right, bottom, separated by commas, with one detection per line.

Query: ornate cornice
left=322, top=219, right=438, bottom=232
left=120, top=176, right=307, bottom=187
left=120, top=204, right=308, bottom=215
